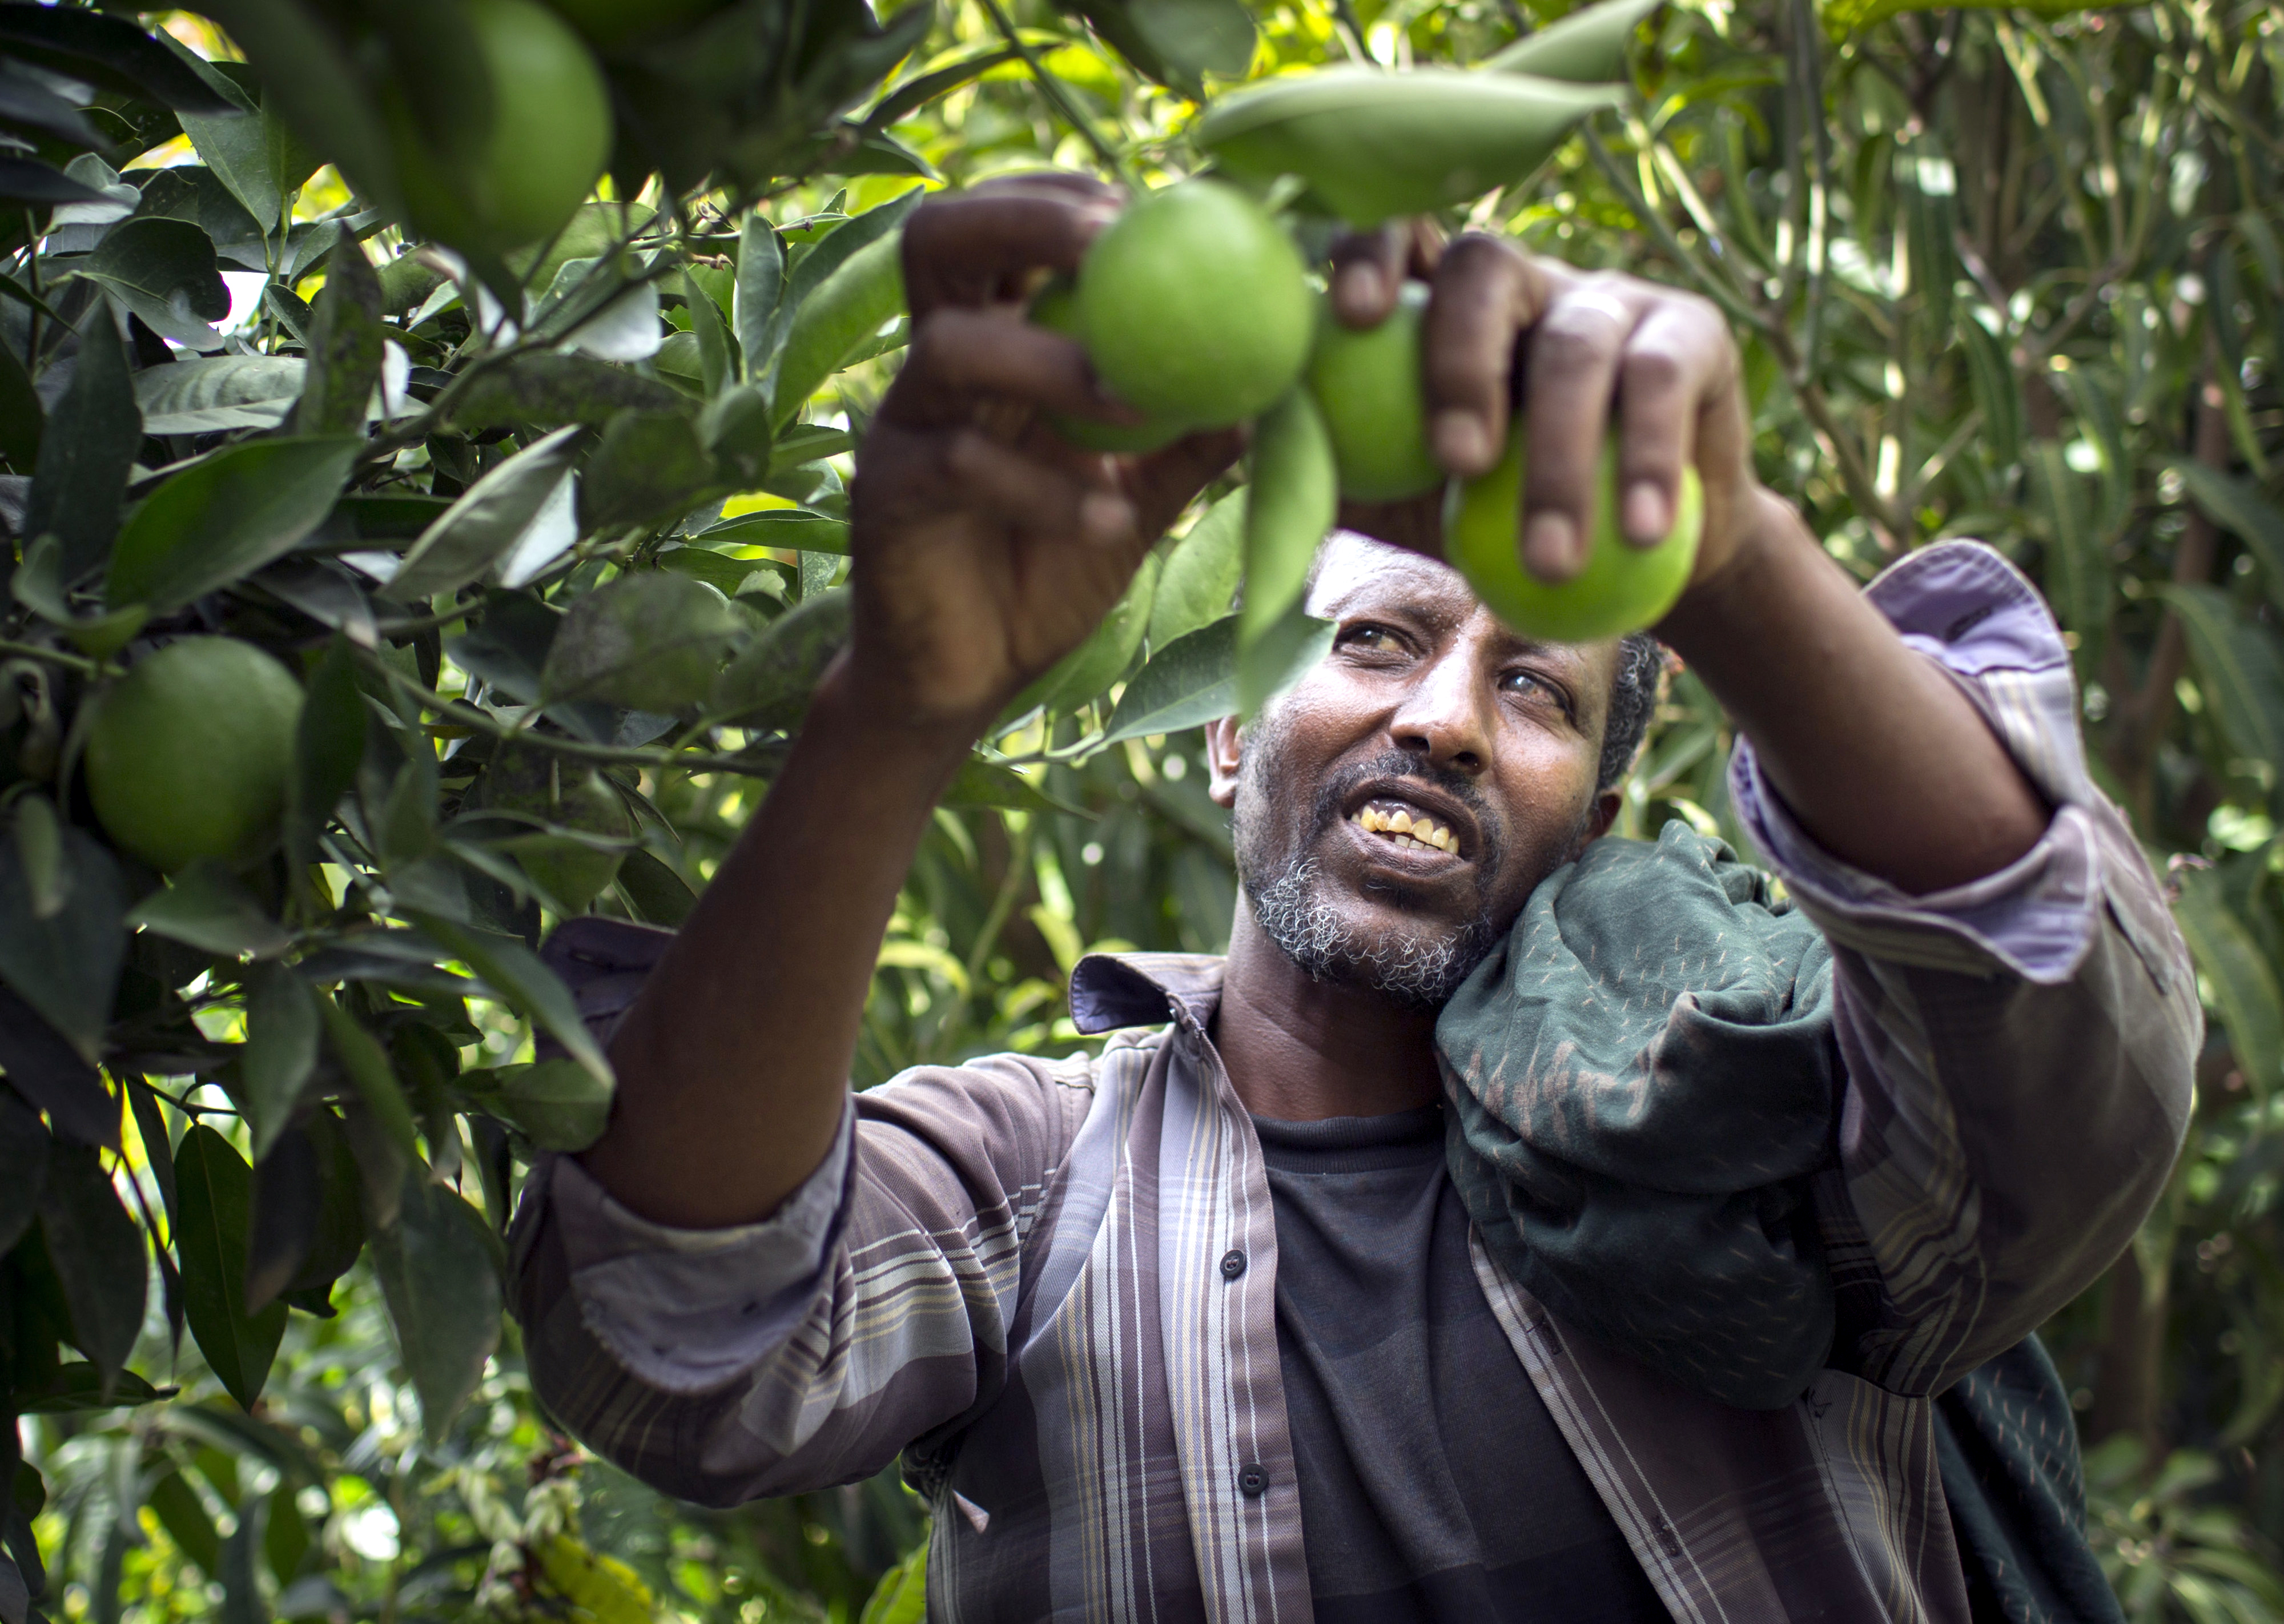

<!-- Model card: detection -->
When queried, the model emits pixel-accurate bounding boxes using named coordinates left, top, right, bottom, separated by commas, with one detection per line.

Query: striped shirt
left=511, top=541, right=2199, bottom=1622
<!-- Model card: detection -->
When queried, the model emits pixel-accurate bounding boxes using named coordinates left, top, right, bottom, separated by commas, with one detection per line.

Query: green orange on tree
left=386, top=0, right=614, bottom=255
left=1445, top=425, right=1703, bottom=643
left=1074, top=180, right=1314, bottom=429
left=84, top=637, right=304, bottom=873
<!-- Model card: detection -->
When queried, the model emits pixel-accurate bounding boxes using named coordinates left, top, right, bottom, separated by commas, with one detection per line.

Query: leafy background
left=0, top=0, right=2277, bottom=1618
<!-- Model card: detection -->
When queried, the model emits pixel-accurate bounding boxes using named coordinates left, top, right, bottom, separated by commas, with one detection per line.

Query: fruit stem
left=357, top=648, right=780, bottom=778
left=975, top=0, right=1141, bottom=191
left=0, top=638, right=97, bottom=674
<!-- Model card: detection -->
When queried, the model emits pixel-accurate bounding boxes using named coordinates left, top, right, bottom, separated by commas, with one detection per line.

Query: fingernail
left=1079, top=491, right=1135, bottom=546
left=1334, top=264, right=1384, bottom=324
left=1622, top=480, right=1670, bottom=544
left=1432, top=411, right=1493, bottom=474
left=1523, top=513, right=1579, bottom=578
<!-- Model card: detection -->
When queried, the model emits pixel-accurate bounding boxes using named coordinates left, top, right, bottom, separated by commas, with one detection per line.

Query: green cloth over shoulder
left=1437, top=819, right=1839, bottom=1411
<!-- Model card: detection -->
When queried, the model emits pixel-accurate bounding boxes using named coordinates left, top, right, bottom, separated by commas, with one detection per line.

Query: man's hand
left=1327, top=227, right=1762, bottom=593
left=850, top=177, right=1240, bottom=734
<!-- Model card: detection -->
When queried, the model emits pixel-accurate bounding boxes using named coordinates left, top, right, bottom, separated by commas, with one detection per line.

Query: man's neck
left=1211, top=910, right=1445, bottom=1121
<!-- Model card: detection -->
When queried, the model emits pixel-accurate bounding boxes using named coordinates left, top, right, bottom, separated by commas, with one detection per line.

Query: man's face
left=1208, top=533, right=1622, bottom=1010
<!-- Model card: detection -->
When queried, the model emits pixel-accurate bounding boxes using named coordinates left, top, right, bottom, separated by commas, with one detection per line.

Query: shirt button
left=1237, top=1464, right=1269, bottom=1498
left=1219, top=1249, right=1247, bottom=1280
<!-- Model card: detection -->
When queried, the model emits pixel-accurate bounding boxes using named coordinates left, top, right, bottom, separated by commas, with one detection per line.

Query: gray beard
left=1242, top=856, right=1500, bottom=1015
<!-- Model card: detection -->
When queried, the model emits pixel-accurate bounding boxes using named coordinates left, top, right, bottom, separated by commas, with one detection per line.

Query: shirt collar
left=1068, top=952, right=1226, bottom=1035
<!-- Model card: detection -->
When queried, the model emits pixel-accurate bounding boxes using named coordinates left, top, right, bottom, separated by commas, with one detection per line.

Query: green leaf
left=107, top=436, right=361, bottom=614
left=77, top=216, right=230, bottom=353
left=693, top=507, right=850, bottom=554
left=2174, top=462, right=2284, bottom=619
left=0, top=329, right=41, bottom=472
left=408, top=913, right=612, bottom=1086
left=541, top=572, right=746, bottom=712
left=217, top=1492, right=266, bottom=1624
left=578, top=409, right=719, bottom=534
left=709, top=586, right=851, bottom=726
left=385, top=425, right=582, bottom=604
left=134, top=355, right=307, bottom=436
left=145, top=1474, right=222, bottom=1576
left=942, top=758, right=1083, bottom=815
left=685, top=269, right=735, bottom=397
left=293, top=242, right=384, bottom=437
left=2028, top=440, right=2107, bottom=660
left=2160, top=585, right=2284, bottom=774
left=240, top=963, right=318, bottom=1164
left=26, top=312, right=138, bottom=581
left=369, top=1173, right=501, bottom=1444
left=288, top=635, right=364, bottom=875
left=0, top=825, right=124, bottom=1064
left=179, top=81, right=317, bottom=236
left=1236, top=601, right=1337, bottom=719
left=1148, top=488, right=1246, bottom=652
left=36, top=1144, right=146, bottom=1394
left=486, top=1059, right=613, bottom=1151
left=1019, top=552, right=1160, bottom=715
left=770, top=229, right=907, bottom=426
left=615, top=849, right=697, bottom=926
left=1957, top=316, right=2021, bottom=475
left=1240, top=389, right=1336, bottom=645
left=0, top=1084, right=50, bottom=1257
left=175, top=1125, right=289, bottom=1410
left=1483, top=0, right=1660, bottom=78
left=2174, top=870, right=2284, bottom=1101
left=447, top=354, right=687, bottom=432
left=858, top=1545, right=928, bottom=1624
left=1, top=9, right=236, bottom=112
left=1100, top=613, right=1240, bottom=744
left=127, top=863, right=293, bottom=962
left=734, top=211, right=784, bottom=383
left=316, top=995, right=419, bottom=1166
left=16, top=1363, right=166, bottom=1413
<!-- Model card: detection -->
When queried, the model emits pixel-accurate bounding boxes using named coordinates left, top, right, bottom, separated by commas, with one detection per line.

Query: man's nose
left=1388, top=648, right=1490, bottom=775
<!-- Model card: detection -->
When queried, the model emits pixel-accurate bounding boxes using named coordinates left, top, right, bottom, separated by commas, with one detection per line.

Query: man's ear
left=1568, top=789, right=1622, bottom=861
left=1205, top=715, right=1243, bottom=809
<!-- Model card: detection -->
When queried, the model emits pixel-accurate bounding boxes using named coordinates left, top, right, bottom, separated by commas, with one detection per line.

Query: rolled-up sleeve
left=509, top=1028, right=1100, bottom=1506
left=1729, top=541, right=2201, bottom=1395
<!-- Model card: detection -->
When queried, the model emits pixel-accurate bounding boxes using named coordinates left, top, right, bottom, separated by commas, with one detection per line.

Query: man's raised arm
left=576, top=180, right=1236, bottom=1231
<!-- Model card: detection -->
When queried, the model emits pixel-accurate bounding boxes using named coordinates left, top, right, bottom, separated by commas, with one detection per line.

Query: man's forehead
left=1306, top=530, right=1477, bottom=618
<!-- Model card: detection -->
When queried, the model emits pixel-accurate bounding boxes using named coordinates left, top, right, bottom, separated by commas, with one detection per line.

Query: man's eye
left=1342, top=625, right=1400, bottom=651
left=1501, top=669, right=1553, bottom=698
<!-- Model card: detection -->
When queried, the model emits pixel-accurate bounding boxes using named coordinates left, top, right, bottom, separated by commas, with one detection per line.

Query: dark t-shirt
left=1254, top=1106, right=1671, bottom=1623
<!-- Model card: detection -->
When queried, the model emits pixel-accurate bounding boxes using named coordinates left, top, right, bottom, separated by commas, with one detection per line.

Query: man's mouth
left=1346, top=797, right=1464, bottom=858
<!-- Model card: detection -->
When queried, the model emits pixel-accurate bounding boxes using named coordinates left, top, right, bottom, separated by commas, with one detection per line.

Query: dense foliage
left=0, top=0, right=2276, bottom=1618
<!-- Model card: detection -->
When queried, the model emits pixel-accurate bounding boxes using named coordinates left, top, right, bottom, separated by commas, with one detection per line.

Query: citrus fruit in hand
left=1076, top=180, right=1313, bottom=428
left=1028, top=278, right=1192, bottom=453
left=388, top=0, right=613, bottom=254
left=478, top=745, right=631, bottom=912
left=1446, top=424, right=1703, bottom=642
left=1306, top=281, right=1443, bottom=502
left=542, top=0, right=726, bottom=49
left=86, top=637, right=303, bottom=873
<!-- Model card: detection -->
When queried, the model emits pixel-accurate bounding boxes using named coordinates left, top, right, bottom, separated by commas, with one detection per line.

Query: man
left=510, top=178, right=2197, bottom=1621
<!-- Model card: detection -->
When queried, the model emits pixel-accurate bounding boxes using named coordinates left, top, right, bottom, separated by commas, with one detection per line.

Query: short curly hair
left=1598, top=632, right=1667, bottom=791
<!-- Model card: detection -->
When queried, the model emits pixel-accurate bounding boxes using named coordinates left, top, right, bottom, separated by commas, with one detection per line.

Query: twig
left=357, top=650, right=783, bottom=777
left=0, top=638, right=98, bottom=674
left=976, top=0, right=1138, bottom=189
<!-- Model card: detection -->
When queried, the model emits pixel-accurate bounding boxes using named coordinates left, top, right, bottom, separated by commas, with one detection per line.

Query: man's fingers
left=1125, top=425, right=1245, bottom=533
left=886, top=308, right=1128, bottom=428
left=902, top=188, right=1120, bottom=317
left=1612, top=296, right=1728, bottom=546
left=1420, top=234, right=1543, bottom=479
left=934, top=429, right=1139, bottom=550
left=1328, top=226, right=1408, bottom=329
left=1517, top=277, right=1641, bottom=580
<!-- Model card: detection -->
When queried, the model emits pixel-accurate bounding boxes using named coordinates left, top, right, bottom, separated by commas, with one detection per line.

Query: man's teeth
left=1352, top=805, right=1458, bottom=854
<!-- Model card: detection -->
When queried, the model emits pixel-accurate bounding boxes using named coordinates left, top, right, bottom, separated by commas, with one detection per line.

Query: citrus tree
left=0, top=0, right=2281, bottom=1619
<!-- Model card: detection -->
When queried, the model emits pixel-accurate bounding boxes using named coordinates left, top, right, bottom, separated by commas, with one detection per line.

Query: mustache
left=1309, top=748, right=1502, bottom=875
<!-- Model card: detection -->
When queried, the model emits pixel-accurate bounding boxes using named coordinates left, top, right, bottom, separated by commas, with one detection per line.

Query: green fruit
left=389, top=0, right=613, bottom=255
left=1445, top=425, right=1703, bottom=642
left=480, top=746, right=632, bottom=912
left=86, top=638, right=303, bottom=873
left=1028, top=278, right=1192, bottom=453
left=542, top=0, right=727, bottom=49
left=1076, top=181, right=1313, bottom=428
left=1195, top=67, right=1622, bottom=227
left=1305, top=282, right=1443, bottom=502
